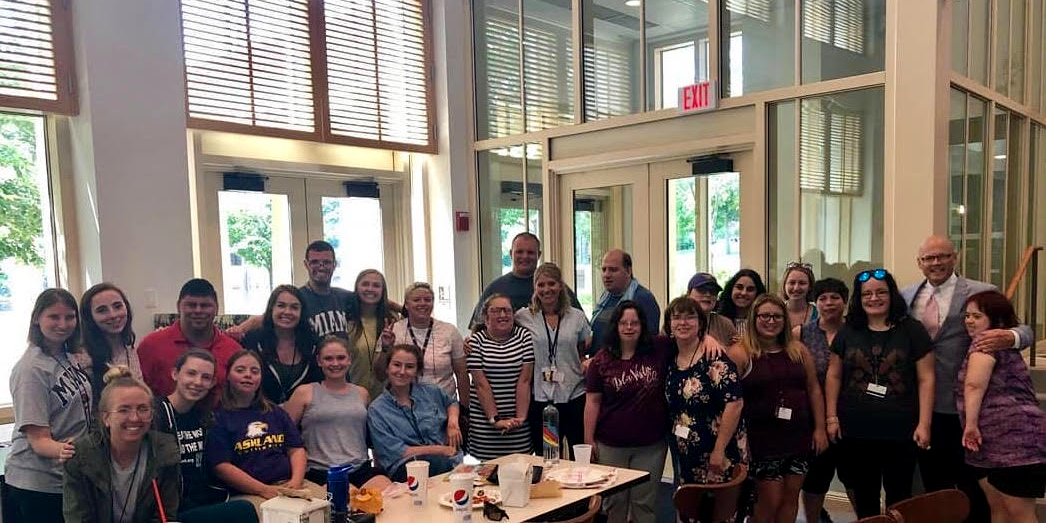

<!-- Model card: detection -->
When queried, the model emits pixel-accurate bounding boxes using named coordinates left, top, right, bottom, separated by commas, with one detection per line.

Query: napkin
left=530, top=480, right=562, bottom=499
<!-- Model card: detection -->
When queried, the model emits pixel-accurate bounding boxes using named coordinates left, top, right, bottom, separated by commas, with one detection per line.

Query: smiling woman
left=242, top=285, right=321, bottom=403
left=79, top=282, right=141, bottom=405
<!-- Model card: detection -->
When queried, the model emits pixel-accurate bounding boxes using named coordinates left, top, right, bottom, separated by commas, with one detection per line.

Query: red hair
left=964, top=291, right=1019, bottom=329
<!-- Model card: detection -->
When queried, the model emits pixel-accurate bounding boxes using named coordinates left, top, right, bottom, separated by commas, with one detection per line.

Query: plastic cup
left=448, top=472, right=475, bottom=522
left=405, top=460, right=430, bottom=507
left=572, top=444, right=592, bottom=467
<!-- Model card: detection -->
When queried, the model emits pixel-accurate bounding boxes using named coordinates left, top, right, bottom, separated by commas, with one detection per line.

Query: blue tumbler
left=327, top=464, right=356, bottom=513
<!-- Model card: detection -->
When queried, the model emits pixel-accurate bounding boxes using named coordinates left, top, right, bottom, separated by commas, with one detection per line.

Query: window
left=722, top=0, right=794, bottom=97
left=801, top=0, right=885, bottom=83
left=179, top=0, right=434, bottom=152
left=474, top=4, right=524, bottom=140
left=0, top=0, right=77, bottom=114
left=523, top=0, right=574, bottom=132
left=947, top=88, right=988, bottom=280
left=768, top=87, right=884, bottom=289
left=0, top=112, right=59, bottom=405
left=476, top=144, right=542, bottom=286
left=582, top=0, right=641, bottom=120
left=646, top=0, right=709, bottom=110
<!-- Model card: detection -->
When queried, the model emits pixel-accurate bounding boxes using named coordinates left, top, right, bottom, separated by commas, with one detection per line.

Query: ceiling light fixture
left=625, top=0, right=641, bottom=6
left=993, top=154, right=1006, bottom=159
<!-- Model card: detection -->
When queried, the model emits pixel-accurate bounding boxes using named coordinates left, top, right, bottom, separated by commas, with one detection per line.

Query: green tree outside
left=226, top=203, right=273, bottom=288
left=0, top=113, right=45, bottom=268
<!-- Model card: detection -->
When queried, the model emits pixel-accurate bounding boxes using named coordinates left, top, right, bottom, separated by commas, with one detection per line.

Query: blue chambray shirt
left=367, top=382, right=462, bottom=475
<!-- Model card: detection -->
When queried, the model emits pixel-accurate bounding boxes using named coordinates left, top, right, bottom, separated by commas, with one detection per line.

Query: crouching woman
left=63, top=366, right=181, bottom=523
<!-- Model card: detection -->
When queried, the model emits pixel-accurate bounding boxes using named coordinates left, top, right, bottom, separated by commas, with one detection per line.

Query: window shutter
left=523, top=23, right=572, bottom=132
left=583, top=43, right=632, bottom=121
left=802, top=0, right=864, bottom=54
left=0, top=0, right=76, bottom=114
left=181, top=0, right=317, bottom=134
left=324, top=0, right=433, bottom=150
left=800, top=100, right=863, bottom=196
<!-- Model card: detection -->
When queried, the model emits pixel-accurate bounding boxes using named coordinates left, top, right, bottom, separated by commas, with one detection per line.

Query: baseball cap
left=687, top=272, right=722, bottom=294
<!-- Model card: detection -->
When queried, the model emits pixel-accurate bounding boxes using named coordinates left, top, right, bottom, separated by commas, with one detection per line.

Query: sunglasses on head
left=857, top=269, right=888, bottom=283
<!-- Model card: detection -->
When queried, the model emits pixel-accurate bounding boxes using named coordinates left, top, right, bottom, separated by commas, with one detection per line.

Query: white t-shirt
left=391, top=318, right=465, bottom=399
left=515, top=307, right=592, bottom=403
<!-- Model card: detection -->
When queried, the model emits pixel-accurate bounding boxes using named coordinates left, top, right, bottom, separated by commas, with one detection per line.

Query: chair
left=854, top=513, right=901, bottom=523
left=536, top=494, right=601, bottom=523
left=672, top=465, right=748, bottom=523
left=886, top=489, right=969, bottom=523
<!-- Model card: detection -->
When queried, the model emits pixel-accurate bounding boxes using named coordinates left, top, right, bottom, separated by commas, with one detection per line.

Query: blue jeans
left=390, top=454, right=460, bottom=482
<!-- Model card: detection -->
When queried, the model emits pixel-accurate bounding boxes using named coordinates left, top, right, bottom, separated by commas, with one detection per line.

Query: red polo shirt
left=137, top=320, right=243, bottom=397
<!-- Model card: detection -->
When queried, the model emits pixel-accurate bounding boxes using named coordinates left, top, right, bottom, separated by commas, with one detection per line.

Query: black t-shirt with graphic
left=298, top=286, right=357, bottom=340
left=154, top=397, right=227, bottom=507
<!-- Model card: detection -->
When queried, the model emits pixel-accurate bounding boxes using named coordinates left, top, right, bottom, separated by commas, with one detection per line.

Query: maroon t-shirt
left=585, top=337, right=673, bottom=448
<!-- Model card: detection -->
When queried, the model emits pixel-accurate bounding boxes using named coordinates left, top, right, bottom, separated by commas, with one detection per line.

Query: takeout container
left=498, top=460, right=533, bottom=507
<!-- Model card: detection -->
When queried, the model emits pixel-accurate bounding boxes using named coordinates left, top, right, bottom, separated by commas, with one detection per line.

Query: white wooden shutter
left=0, top=0, right=76, bottom=113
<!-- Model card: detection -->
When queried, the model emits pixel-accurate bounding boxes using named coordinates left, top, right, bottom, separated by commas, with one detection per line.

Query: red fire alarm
left=455, top=211, right=470, bottom=232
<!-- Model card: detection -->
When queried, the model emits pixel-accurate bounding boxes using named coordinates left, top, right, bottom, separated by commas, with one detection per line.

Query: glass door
left=558, top=165, right=649, bottom=317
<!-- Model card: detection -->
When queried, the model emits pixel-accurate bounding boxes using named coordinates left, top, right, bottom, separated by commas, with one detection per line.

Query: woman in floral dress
left=664, top=297, right=747, bottom=522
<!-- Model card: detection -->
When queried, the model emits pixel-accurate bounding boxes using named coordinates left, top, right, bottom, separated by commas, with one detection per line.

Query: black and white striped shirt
left=466, top=326, right=535, bottom=460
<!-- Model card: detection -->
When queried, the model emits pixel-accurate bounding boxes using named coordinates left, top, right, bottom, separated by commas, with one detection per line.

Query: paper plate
left=438, top=488, right=501, bottom=509
left=545, top=467, right=611, bottom=487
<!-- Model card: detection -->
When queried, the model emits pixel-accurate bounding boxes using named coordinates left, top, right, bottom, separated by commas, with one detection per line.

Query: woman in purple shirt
left=958, top=291, right=1046, bottom=523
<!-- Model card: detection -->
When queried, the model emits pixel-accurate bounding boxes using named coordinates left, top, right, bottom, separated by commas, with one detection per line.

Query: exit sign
left=678, top=81, right=717, bottom=114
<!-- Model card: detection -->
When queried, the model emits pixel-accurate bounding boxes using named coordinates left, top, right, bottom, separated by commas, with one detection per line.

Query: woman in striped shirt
left=466, top=294, right=535, bottom=460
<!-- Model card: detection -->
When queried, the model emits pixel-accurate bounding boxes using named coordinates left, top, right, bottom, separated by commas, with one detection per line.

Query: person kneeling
left=368, top=344, right=463, bottom=481
left=63, top=366, right=180, bottom=523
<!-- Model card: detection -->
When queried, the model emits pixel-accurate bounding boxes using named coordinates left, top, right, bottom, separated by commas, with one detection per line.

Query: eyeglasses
left=670, top=314, right=699, bottom=323
left=856, top=269, right=888, bottom=283
left=110, top=406, right=153, bottom=419
left=786, top=261, right=813, bottom=271
left=756, top=313, right=784, bottom=323
left=486, top=307, right=513, bottom=316
left=918, top=253, right=955, bottom=264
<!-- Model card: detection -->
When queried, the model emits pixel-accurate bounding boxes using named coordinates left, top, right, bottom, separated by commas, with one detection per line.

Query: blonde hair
left=741, top=294, right=805, bottom=363
left=98, top=365, right=153, bottom=416
left=403, top=281, right=434, bottom=306
left=528, top=263, right=570, bottom=315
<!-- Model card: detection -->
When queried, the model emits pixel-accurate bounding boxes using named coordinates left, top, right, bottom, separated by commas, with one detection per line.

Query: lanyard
left=543, top=314, right=562, bottom=367
left=51, top=352, right=93, bottom=422
left=408, top=321, right=434, bottom=353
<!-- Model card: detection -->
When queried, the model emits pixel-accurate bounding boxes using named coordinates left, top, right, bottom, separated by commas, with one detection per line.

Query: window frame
left=0, top=0, right=78, bottom=115
left=177, top=0, right=437, bottom=153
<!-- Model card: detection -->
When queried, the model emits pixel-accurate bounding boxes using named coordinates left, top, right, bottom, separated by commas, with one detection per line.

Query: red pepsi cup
left=327, top=464, right=355, bottom=512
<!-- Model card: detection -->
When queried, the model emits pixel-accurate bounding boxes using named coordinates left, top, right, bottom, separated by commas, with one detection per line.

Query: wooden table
left=377, top=454, right=649, bottom=522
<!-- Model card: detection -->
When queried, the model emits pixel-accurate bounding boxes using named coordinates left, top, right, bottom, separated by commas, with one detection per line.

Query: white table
left=377, top=454, right=648, bottom=522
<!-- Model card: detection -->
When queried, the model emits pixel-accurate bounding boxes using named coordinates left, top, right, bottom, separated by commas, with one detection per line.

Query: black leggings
left=839, top=437, right=917, bottom=518
left=528, top=395, right=586, bottom=459
left=5, top=485, right=64, bottom=523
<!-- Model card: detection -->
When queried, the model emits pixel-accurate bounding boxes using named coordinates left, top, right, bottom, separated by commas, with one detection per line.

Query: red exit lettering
left=677, top=81, right=718, bottom=113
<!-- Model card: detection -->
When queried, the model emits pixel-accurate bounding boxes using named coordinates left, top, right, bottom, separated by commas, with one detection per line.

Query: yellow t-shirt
left=348, top=315, right=385, bottom=399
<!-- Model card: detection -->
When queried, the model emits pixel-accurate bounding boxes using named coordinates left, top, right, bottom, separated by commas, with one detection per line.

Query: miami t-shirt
left=205, top=405, right=303, bottom=489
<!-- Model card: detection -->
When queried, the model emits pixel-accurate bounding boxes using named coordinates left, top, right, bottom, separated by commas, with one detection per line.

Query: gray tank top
left=301, top=382, right=369, bottom=470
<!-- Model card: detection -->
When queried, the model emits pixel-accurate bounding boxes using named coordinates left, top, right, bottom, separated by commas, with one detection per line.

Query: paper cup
left=448, top=472, right=475, bottom=522
left=405, top=460, right=430, bottom=507
left=572, top=444, right=592, bottom=466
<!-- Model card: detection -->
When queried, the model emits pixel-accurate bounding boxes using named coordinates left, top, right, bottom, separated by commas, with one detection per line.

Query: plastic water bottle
left=542, top=404, right=559, bottom=465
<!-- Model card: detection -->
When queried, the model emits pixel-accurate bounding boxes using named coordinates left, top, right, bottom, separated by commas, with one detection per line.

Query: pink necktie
left=922, top=293, right=940, bottom=338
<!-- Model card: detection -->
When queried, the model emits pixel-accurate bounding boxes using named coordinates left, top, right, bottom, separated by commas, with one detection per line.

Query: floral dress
left=666, top=352, right=748, bottom=484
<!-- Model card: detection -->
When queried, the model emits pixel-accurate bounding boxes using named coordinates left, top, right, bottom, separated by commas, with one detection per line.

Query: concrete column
left=64, top=0, right=192, bottom=335
left=883, top=0, right=949, bottom=285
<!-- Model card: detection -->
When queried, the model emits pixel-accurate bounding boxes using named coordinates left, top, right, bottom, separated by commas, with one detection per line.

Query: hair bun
left=102, top=365, right=133, bottom=385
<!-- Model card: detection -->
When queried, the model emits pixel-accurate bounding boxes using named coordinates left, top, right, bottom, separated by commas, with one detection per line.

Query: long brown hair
left=528, top=263, right=570, bottom=315
left=221, top=350, right=274, bottom=412
left=741, top=294, right=804, bottom=363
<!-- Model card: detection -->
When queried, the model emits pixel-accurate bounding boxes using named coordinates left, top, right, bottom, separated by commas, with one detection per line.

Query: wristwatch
left=488, top=414, right=499, bottom=425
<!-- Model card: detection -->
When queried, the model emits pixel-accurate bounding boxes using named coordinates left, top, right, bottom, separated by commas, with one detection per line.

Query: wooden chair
left=854, top=513, right=901, bottom=523
left=886, top=489, right=969, bottom=523
left=537, top=494, right=601, bottom=523
left=672, top=465, right=748, bottom=523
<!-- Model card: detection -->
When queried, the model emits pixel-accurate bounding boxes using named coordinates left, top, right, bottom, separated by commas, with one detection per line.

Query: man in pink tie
left=901, top=235, right=1033, bottom=522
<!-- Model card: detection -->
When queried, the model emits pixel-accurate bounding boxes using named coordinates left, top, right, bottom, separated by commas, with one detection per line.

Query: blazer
left=902, top=276, right=1033, bottom=415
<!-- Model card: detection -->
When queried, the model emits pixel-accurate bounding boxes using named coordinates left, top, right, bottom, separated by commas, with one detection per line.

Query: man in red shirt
left=138, top=279, right=243, bottom=397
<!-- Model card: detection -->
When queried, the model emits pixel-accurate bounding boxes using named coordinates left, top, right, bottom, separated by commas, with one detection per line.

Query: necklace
left=112, top=444, right=143, bottom=523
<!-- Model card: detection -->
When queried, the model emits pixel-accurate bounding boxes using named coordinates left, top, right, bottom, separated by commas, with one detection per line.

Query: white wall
left=65, top=0, right=193, bottom=336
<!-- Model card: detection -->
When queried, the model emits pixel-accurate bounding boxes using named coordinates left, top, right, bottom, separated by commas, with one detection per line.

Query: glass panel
left=477, top=147, right=526, bottom=286
left=963, top=96, right=987, bottom=279
left=951, top=0, right=969, bottom=75
left=523, top=0, right=574, bottom=131
left=667, top=173, right=741, bottom=299
left=797, top=87, right=885, bottom=284
left=645, top=0, right=709, bottom=109
left=948, top=88, right=967, bottom=245
left=722, top=0, right=795, bottom=97
left=801, top=0, right=886, bottom=83
left=988, top=109, right=1008, bottom=287
left=582, top=0, right=641, bottom=120
left=969, top=0, right=990, bottom=84
left=573, top=184, right=633, bottom=316
left=219, top=191, right=293, bottom=314
left=474, top=0, right=523, bottom=139
left=1009, top=0, right=1025, bottom=101
left=1032, top=125, right=1045, bottom=338
left=0, top=113, right=57, bottom=405
left=768, top=100, right=798, bottom=293
left=525, top=143, right=543, bottom=239
left=1030, top=0, right=1042, bottom=111
left=323, top=196, right=384, bottom=289
left=1004, top=114, right=1022, bottom=287
left=994, top=0, right=1010, bottom=96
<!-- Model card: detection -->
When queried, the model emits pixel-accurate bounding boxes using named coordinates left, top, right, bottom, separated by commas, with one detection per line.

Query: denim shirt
left=367, top=382, right=460, bottom=475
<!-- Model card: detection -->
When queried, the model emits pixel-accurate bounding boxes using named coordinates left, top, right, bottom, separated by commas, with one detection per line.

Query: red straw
left=152, top=479, right=168, bottom=523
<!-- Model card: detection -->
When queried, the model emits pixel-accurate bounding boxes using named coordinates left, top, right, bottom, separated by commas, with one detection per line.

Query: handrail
left=1005, top=246, right=1044, bottom=300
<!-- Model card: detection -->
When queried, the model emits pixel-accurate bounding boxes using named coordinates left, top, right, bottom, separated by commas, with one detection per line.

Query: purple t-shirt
left=585, top=337, right=673, bottom=447
left=206, top=405, right=303, bottom=490
left=956, top=348, right=1046, bottom=469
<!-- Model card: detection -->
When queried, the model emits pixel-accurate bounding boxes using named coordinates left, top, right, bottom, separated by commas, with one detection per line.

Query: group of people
left=6, top=234, right=1044, bottom=523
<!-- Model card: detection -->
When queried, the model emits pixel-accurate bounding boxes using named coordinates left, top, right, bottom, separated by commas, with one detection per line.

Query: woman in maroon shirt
left=741, top=294, right=826, bottom=523
left=584, top=300, right=672, bottom=523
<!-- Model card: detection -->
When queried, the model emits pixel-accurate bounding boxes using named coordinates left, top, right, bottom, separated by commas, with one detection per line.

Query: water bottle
left=542, top=404, right=559, bottom=465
